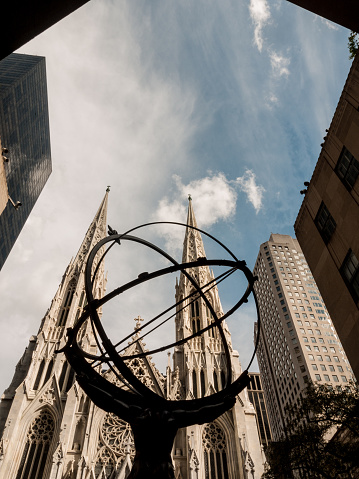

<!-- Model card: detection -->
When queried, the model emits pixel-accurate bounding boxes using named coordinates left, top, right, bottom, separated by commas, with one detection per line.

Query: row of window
left=313, top=147, right=359, bottom=302
left=311, top=363, right=344, bottom=372
left=316, top=203, right=359, bottom=302
left=313, top=373, right=347, bottom=383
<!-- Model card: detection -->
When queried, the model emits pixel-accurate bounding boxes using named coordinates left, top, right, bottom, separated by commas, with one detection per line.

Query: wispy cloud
left=235, top=169, right=265, bottom=213
left=320, top=18, right=339, bottom=31
left=269, top=51, right=290, bottom=77
left=249, top=0, right=271, bottom=52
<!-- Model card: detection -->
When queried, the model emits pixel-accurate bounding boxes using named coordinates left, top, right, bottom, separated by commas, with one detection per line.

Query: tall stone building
left=294, top=53, right=359, bottom=380
left=0, top=193, right=264, bottom=479
left=253, top=234, right=353, bottom=441
left=246, top=373, right=272, bottom=451
left=0, top=53, right=52, bottom=270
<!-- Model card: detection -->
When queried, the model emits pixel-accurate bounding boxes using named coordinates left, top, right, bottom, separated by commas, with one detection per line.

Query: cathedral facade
left=0, top=191, right=264, bottom=479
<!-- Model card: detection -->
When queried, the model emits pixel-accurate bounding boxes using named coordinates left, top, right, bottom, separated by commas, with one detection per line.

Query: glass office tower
left=0, top=53, right=51, bottom=269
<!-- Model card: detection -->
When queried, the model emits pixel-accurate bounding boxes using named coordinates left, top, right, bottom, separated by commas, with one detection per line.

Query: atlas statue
left=59, top=221, right=261, bottom=479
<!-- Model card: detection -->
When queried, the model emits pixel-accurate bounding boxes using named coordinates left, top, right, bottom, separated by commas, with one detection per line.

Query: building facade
left=0, top=53, right=51, bottom=270
left=294, top=54, right=359, bottom=381
left=253, top=234, right=353, bottom=441
left=247, top=373, right=272, bottom=451
left=0, top=193, right=265, bottom=479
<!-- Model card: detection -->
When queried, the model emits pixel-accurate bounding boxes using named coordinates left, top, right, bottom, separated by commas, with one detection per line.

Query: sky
left=0, top=0, right=352, bottom=395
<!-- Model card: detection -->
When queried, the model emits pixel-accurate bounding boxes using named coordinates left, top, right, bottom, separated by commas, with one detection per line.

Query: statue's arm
left=173, top=395, right=236, bottom=428
left=76, top=374, right=142, bottom=423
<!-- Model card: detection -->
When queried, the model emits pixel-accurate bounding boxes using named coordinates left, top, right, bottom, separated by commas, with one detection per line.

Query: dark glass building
left=247, top=373, right=272, bottom=450
left=0, top=53, right=51, bottom=270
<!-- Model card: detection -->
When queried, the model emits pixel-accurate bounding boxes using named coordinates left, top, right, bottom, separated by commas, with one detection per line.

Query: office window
left=320, top=364, right=326, bottom=371
left=332, top=375, right=339, bottom=382
left=336, top=146, right=359, bottom=190
left=324, top=374, right=330, bottom=382
left=315, top=374, right=321, bottom=381
left=312, top=364, right=318, bottom=371
left=340, top=250, right=359, bottom=302
left=315, top=202, right=337, bottom=244
left=341, top=376, right=348, bottom=382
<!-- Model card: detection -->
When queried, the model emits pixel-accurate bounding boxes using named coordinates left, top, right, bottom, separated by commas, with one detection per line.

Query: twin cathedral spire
left=0, top=192, right=264, bottom=479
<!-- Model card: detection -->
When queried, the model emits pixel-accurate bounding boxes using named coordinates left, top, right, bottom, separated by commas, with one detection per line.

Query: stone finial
left=134, top=315, right=144, bottom=331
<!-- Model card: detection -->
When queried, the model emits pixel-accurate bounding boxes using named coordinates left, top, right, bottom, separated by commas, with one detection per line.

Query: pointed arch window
left=65, top=366, right=75, bottom=392
left=43, top=359, right=54, bottom=385
left=58, top=361, right=76, bottom=393
left=191, top=298, right=200, bottom=333
left=202, top=422, right=229, bottom=479
left=57, top=286, right=75, bottom=327
left=94, top=448, right=115, bottom=479
left=58, top=361, right=68, bottom=391
left=213, top=371, right=219, bottom=392
left=75, top=290, right=87, bottom=323
left=16, top=410, right=55, bottom=479
left=192, top=370, right=198, bottom=399
left=33, top=359, right=45, bottom=390
left=221, top=371, right=226, bottom=390
left=200, top=370, right=206, bottom=397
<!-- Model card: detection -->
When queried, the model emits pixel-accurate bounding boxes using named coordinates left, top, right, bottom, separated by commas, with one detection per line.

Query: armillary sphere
left=60, top=222, right=261, bottom=479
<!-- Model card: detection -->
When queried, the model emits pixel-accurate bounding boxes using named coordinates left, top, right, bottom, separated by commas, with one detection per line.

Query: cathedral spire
left=186, top=194, right=198, bottom=229
left=182, top=196, right=206, bottom=265
left=70, top=188, right=109, bottom=273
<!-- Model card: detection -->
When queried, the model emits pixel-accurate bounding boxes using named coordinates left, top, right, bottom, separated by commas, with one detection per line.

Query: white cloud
left=269, top=51, right=290, bottom=77
left=235, top=169, right=265, bottom=213
left=153, top=173, right=238, bottom=254
left=249, top=0, right=271, bottom=52
left=153, top=171, right=265, bottom=254
left=320, top=18, right=339, bottom=31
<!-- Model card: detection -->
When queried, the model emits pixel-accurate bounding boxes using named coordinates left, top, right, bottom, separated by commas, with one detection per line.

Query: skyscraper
left=253, top=234, right=353, bottom=441
left=0, top=194, right=265, bottom=479
left=0, top=53, right=51, bottom=270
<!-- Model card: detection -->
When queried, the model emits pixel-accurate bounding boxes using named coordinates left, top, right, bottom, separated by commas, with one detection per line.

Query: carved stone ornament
left=100, top=413, right=135, bottom=459
left=39, top=387, right=56, bottom=405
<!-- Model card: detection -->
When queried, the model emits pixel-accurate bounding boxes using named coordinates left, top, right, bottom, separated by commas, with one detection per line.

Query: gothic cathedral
left=0, top=191, right=264, bottom=479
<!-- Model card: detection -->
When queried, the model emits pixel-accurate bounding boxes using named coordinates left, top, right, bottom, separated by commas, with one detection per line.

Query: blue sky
left=0, top=0, right=352, bottom=394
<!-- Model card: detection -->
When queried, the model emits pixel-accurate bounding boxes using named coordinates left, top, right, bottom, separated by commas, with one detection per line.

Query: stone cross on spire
left=134, top=316, right=144, bottom=331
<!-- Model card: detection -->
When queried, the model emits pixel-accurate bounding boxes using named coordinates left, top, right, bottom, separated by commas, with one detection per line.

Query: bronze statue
left=59, top=222, right=260, bottom=478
